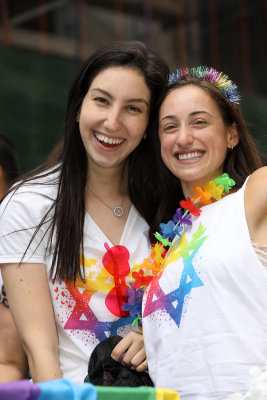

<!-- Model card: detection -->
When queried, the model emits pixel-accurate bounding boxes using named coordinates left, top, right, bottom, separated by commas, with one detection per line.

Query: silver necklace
left=88, top=186, right=125, bottom=217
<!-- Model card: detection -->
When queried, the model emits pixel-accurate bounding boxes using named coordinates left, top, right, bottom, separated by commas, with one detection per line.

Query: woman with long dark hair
left=0, top=41, right=169, bottom=383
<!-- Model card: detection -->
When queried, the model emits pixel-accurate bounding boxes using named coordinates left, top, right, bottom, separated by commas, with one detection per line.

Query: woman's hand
left=111, top=331, right=148, bottom=372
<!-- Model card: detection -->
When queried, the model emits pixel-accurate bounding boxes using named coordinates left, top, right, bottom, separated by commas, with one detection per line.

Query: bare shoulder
left=244, top=167, right=267, bottom=244
left=245, top=166, right=267, bottom=205
left=247, top=166, right=267, bottom=184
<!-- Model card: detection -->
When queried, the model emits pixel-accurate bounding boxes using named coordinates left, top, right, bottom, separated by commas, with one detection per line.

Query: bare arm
left=111, top=331, right=148, bottom=372
left=244, top=166, right=267, bottom=245
left=1, top=262, right=62, bottom=382
left=0, top=302, right=28, bottom=381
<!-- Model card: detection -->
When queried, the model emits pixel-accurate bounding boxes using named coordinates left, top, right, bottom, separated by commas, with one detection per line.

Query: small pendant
left=113, top=206, right=124, bottom=217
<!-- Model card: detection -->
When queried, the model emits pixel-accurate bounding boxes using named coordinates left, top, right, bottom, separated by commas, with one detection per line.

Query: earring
left=228, top=145, right=234, bottom=151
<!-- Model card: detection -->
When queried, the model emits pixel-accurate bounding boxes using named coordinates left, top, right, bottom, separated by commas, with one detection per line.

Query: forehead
left=160, top=84, right=219, bottom=116
left=90, top=66, right=146, bottom=87
left=87, top=66, right=151, bottom=102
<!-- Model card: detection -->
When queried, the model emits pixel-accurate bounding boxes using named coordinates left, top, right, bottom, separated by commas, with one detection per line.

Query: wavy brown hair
left=149, top=78, right=263, bottom=240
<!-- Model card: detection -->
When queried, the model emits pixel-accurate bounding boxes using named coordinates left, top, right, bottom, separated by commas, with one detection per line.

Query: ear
left=76, top=110, right=80, bottom=123
left=227, top=123, right=239, bottom=150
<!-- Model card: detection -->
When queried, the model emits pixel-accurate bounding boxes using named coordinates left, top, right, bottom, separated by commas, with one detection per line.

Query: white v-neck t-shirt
left=0, top=170, right=151, bottom=383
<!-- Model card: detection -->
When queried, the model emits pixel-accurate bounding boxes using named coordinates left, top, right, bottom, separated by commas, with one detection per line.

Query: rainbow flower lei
left=123, top=173, right=236, bottom=328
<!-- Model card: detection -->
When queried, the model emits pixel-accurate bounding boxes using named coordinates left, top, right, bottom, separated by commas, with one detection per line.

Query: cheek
left=78, top=112, right=92, bottom=142
left=160, top=135, right=173, bottom=156
left=79, top=128, right=87, bottom=147
left=131, top=118, right=148, bottom=138
left=160, top=136, right=173, bottom=167
left=140, top=114, right=149, bottom=130
left=78, top=111, right=88, bottom=131
left=78, top=120, right=87, bottom=142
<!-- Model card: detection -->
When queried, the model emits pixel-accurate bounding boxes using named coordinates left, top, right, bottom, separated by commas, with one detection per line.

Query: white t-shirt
left=142, top=179, right=267, bottom=399
left=0, top=170, right=151, bottom=383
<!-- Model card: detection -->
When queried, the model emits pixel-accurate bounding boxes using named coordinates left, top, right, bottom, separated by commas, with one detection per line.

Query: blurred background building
left=0, top=0, right=266, bottom=172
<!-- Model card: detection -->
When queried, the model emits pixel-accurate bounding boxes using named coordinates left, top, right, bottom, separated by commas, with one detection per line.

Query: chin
left=176, top=170, right=203, bottom=182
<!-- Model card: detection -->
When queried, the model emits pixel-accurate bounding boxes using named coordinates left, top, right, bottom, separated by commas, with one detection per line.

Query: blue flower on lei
left=159, top=220, right=183, bottom=241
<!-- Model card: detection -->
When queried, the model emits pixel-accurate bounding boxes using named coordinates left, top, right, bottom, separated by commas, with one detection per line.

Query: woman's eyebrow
left=126, top=98, right=149, bottom=106
left=90, top=88, right=113, bottom=99
left=160, top=110, right=212, bottom=121
left=190, top=110, right=212, bottom=117
left=160, top=115, right=177, bottom=122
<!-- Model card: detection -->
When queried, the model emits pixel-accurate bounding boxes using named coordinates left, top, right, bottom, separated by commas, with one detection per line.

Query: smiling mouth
left=94, top=131, right=125, bottom=146
left=177, top=151, right=204, bottom=160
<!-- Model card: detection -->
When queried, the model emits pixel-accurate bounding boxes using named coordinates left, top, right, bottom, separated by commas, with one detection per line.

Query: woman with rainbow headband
left=0, top=41, right=169, bottom=383
left=141, top=67, right=267, bottom=399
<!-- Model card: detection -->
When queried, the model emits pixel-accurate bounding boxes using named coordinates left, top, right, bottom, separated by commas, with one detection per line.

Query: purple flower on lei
left=173, top=207, right=193, bottom=225
left=122, top=283, right=144, bottom=317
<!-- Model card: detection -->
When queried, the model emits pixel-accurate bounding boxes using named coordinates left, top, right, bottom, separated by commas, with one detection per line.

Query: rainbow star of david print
left=53, top=243, right=140, bottom=341
left=143, top=223, right=207, bottom=327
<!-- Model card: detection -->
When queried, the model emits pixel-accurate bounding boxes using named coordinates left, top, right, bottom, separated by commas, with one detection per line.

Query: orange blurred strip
left=1, top=0, right=11, bottom=47
left=143, top=0, right=152, bottom=47
left=230, top=3, right=240, bottom=86
left=208, top=0, right=220, bottom=68
left=38, top=0, right=48, bottom=53
left=265, top=0, right=267, bottom=71
left=77, top=0, right=88, bottom=61
left=114, top=0, right=123, bottom=40
left=239, top=0, right=252, bottom=91
left=176, top=0, right=187, bottom=67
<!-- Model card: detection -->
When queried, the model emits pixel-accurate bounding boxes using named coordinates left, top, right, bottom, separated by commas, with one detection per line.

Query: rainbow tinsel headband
left=169, top=66, right=241, bottom=107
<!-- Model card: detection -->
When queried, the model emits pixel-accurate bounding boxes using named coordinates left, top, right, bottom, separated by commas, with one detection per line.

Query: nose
left=175, top=125, right=194, bottom=148
left=103, top=107, right=122, bottom=132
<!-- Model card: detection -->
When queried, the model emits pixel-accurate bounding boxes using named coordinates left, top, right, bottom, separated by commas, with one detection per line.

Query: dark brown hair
left=149, top=78, right=263, bottom=240
left=0, top=132, right=19, bottom=186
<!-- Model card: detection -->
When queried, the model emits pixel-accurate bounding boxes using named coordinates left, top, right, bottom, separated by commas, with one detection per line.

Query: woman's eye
left=194, top=120, right=206, bottom=126
left=128, top=105, right=142, bottom=113
left=162, top=124, right=177, bottom=132
left=94, top=97, right=108, bottom=105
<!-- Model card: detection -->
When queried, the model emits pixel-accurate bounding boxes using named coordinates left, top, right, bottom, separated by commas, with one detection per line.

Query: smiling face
left=77, top=66, right=150, bottom=173
left=159, top=84, right=239, bottom=196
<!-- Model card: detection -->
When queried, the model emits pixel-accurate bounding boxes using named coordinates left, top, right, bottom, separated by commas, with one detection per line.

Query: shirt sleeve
left=0, top=187, right=54, bottom=264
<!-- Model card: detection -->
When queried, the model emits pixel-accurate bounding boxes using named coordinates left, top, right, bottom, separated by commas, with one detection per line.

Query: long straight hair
left=149, top=79, right=263, bottom=240
left=0, top=132, right=19, bottom=186
left=6, top=41, right=169, bottom=281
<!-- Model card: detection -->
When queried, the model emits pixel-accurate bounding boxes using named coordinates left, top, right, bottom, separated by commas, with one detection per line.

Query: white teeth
left=178, top=152, right=203, bottom=160
left=95, top=132, right=124, bottom=145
